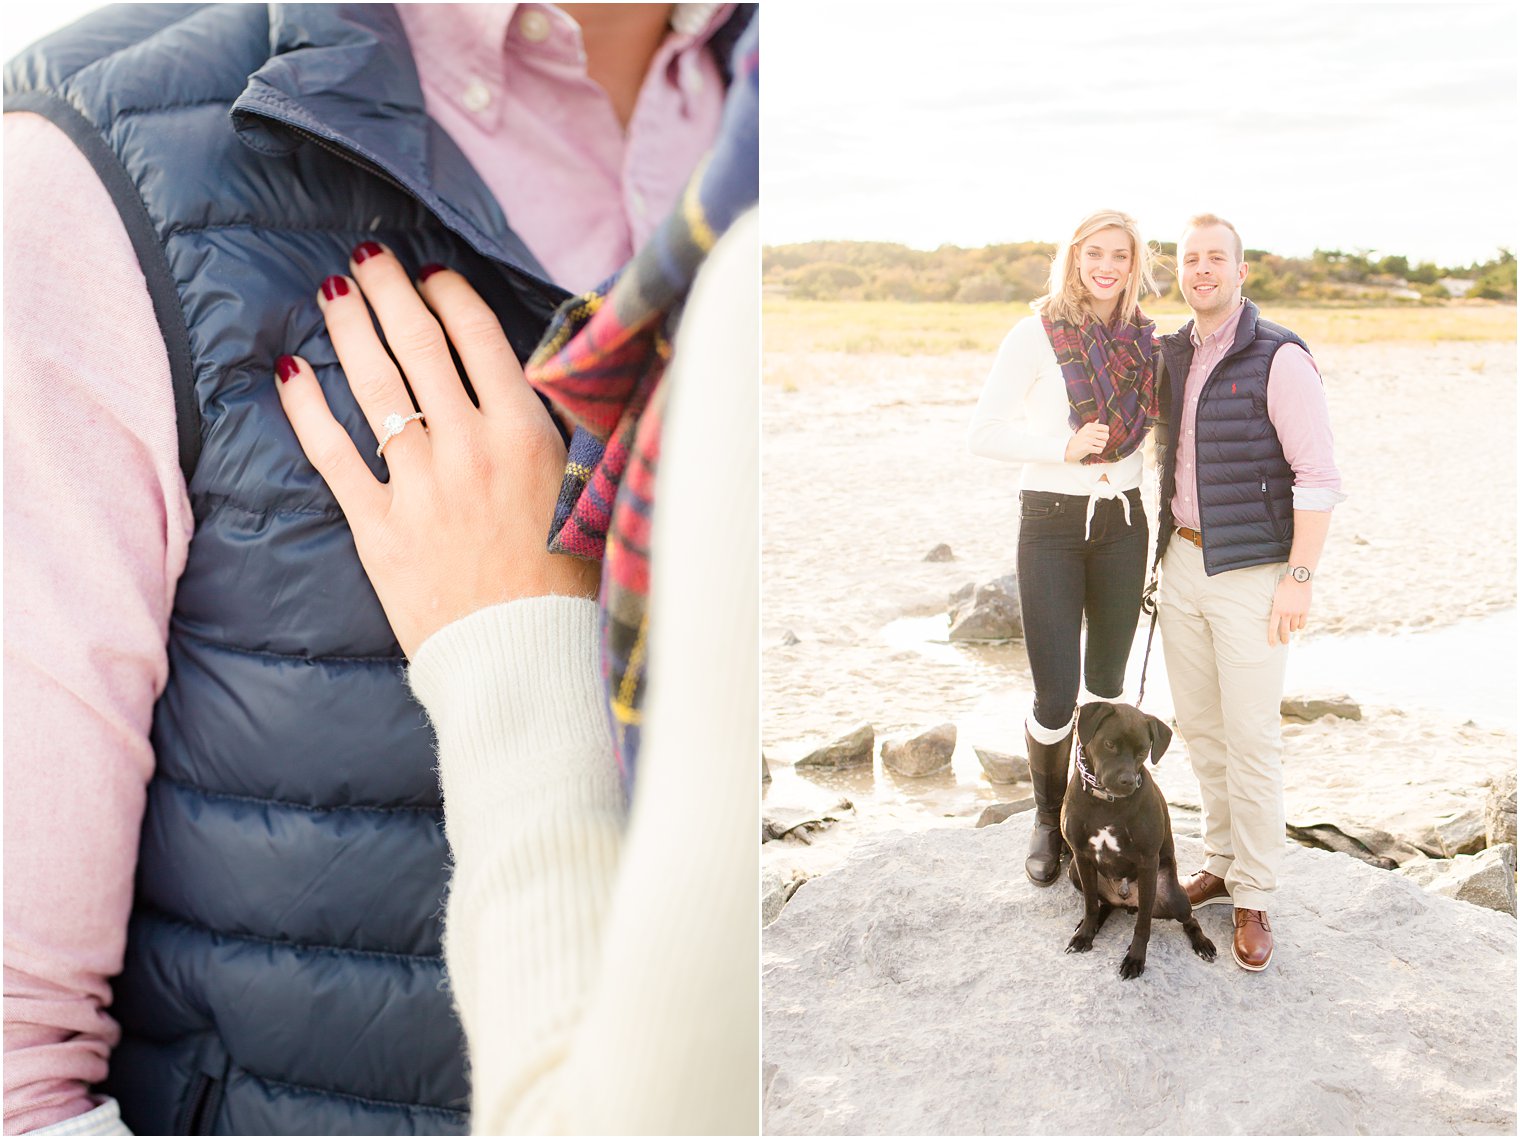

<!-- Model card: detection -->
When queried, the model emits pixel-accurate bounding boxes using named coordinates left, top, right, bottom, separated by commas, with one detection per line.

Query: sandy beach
left=762, top=324, right=1517, bottom=881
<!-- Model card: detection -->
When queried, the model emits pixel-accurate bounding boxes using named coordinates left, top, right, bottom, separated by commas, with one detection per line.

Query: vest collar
left=229, top=5, right=560, bottom=295
left=231, top=6, right=425, bottom=169
left=1221, top=297, right=1263, bottom=362
left=1166, top=297, right=1263, bottom=371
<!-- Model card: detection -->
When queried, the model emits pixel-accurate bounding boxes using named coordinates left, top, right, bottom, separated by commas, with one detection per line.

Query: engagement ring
left=376, top=411, right=426, bottom=458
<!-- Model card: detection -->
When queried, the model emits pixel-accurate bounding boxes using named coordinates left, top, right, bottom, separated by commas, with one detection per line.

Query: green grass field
left=763, top=298, right=1517, bottom=358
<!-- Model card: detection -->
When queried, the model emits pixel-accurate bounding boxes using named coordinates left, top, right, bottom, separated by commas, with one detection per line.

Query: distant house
left=1438, top=277, right=1477, bottom=298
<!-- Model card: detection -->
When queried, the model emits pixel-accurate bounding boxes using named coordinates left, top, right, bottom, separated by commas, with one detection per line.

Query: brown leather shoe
left=1183, top=869, right=1231, bottom=908
left=1232, top=909, right=1273, bottom=971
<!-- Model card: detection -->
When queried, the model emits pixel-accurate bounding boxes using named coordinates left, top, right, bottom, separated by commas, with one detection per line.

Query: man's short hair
left=1182, top=213, right=1243, bottom=261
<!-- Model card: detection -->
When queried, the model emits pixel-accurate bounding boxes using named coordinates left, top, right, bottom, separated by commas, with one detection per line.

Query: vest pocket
left=1259, top=470, right=1289, bottom=542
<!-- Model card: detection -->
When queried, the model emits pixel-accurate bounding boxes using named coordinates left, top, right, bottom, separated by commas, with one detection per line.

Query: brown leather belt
left=1176, top=526, right=1203, bottom=548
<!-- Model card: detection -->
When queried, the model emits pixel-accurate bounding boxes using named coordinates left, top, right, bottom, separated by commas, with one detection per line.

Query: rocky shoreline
left=761, top=327, right=1517, bottom=1138
left=763, top=820, right=1517, bottom=1135
left=764, top=565, right=1518, bottom=925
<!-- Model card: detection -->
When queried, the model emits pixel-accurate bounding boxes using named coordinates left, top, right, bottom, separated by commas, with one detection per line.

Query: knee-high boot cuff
left=1024, top=724, right=1073, bottom=826
left=1025, top=711, right=1075, bottom=746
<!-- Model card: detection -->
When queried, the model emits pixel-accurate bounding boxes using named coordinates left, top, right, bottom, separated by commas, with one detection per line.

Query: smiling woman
left=967, top=208, right=1162, bottom=886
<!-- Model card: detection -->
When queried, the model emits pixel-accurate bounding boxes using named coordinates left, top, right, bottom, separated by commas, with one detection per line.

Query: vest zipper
left=281, top=124, right=413, bottom=200
left=179, top=1071, right=222, bottom=1135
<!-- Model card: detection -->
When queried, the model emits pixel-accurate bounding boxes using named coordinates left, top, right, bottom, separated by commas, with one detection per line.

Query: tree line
left=763, top=240, right=1518, bottom=304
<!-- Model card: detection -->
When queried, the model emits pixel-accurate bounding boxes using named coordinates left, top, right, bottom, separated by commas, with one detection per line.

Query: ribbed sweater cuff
left=406, top=596, right=623, bottom=900
left=405, top=596, right=625, bottom=1107
left=407, top=595, right=612, bottom=771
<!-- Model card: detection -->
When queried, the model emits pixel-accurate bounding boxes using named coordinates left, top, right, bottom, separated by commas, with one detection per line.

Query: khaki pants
left=1157, top=539, right=1288, bottom=912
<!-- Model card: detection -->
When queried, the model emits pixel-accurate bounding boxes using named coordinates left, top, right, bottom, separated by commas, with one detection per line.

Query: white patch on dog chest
left=1089, top=826, right=1122, bottom=855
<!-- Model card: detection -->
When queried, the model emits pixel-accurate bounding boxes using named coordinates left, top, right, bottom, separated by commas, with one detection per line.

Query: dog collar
left=1074, top=739, right=1129, bottom=801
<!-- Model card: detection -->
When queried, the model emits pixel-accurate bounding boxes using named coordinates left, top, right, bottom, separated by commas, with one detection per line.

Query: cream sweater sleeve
left=406, top=209, right=759, bottom=1135
left=967, top=315, right=1071, bottom=465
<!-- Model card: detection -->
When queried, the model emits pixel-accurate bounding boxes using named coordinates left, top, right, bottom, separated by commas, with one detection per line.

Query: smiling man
left=1152, top=214, right=1345, bottom=972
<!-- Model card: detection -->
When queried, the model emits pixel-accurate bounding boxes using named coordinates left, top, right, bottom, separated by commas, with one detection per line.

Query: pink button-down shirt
left=399, top=3, right=729, bottom=292
left=1170, top=301, right=1345, bottom=531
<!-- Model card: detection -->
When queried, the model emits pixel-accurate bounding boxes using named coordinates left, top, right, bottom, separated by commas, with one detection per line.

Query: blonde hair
left=1035, top=209, right=1159, bottom=325
left=1180, top=213, right=1243, bottom=261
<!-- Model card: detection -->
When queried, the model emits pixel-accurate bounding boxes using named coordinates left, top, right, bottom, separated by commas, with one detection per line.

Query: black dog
left=1059, top=701, right=1216, bottom=979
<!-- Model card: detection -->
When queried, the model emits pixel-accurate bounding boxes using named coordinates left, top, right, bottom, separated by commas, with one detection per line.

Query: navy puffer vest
left=1156, top=299, right=1311, bottom=575
left=4, top=4, right=651, bottom=1133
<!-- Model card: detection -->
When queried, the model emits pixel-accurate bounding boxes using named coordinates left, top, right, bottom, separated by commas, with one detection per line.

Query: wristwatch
left=1288, top=565, right=1313, bottom=583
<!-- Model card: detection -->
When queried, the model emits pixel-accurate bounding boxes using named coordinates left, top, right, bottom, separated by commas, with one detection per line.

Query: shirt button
left=630, top=189, right=648, bottom=219
left=519, top=8, right=551, bottom=42
left=462, top=78, right=491, bottom=113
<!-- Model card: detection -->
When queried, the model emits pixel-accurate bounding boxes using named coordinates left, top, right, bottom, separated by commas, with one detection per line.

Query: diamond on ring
left=376, top=410, right=426, bottom=458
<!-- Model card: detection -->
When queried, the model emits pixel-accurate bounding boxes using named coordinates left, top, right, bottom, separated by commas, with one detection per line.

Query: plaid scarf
left=1041, top=309, right=1159, bottom=464
left=524, top=17, right=757, bottom=791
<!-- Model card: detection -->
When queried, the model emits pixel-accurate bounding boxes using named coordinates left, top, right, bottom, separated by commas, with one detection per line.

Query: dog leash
left=1135, top=559, right=1161, bottom=708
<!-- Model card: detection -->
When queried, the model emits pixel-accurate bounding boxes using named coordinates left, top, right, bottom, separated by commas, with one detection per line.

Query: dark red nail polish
left=352, top=241, right=384, bottom=264
left=276, top=355, right=300, bottom=383
left=418, top=263, right=446, bottom=282
left=321, top=275, right=350, bottom=301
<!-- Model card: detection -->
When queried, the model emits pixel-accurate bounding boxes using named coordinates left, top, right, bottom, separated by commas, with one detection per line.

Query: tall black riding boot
left=1024, top=723, right=1073, bottom=886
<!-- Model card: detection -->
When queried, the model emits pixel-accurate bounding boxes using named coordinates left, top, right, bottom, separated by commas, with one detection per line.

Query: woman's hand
left=275, top=243, right=600, bottom=657
left=1064, top=420, right=1110, bottom=462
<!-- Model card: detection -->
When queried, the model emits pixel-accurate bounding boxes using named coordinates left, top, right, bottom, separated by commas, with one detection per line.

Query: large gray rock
left=762, top=800, right=854, bottom=845
left=764, top=817, right=1515, bottom=1135
left=796, top=724, right=874, bottom=770
left=1281, top=694, right=1363, bottom=722
left=1487, top=772, right=1517, bottom=848
left=947, top=573, right=1022, bottom=642
left=1432, top=805, right=1488, bottom=858
left=1285, top=820, right=1419, bottom=870
left=923, top=543, right=955, bottom=562
left=1398, top=845, right=1517, bottom=916
left=975, top=798, right=1034, bottom=828
left=762, top=866, right=810, bottom=926
left=973, top=746, right=1029, bottom=785
left=881, top=722, right=956, bottom=777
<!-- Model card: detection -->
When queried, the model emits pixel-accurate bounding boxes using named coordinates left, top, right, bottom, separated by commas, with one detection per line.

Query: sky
left=3, top=3, right=98, bottom=66
left=762, top=1, right=1519, bottom=266
left=6, top=1, right=1516, bottom=267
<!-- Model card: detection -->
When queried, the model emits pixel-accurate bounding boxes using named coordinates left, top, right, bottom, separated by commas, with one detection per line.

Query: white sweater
left=967, top=314, right=1143, bottom=498
left=406, top=211, right=758, bottom=1134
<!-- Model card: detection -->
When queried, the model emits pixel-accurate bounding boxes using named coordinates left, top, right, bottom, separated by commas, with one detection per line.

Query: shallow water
left=764, top=609, right=1517, bottom=875
left=1285, top=609, right=1515, bottom=731
left=883, top=607, right=1517, bottom=731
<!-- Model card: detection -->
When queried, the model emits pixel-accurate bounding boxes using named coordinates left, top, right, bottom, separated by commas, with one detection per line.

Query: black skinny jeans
left=1016, top=488, right=1148, bottom=733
